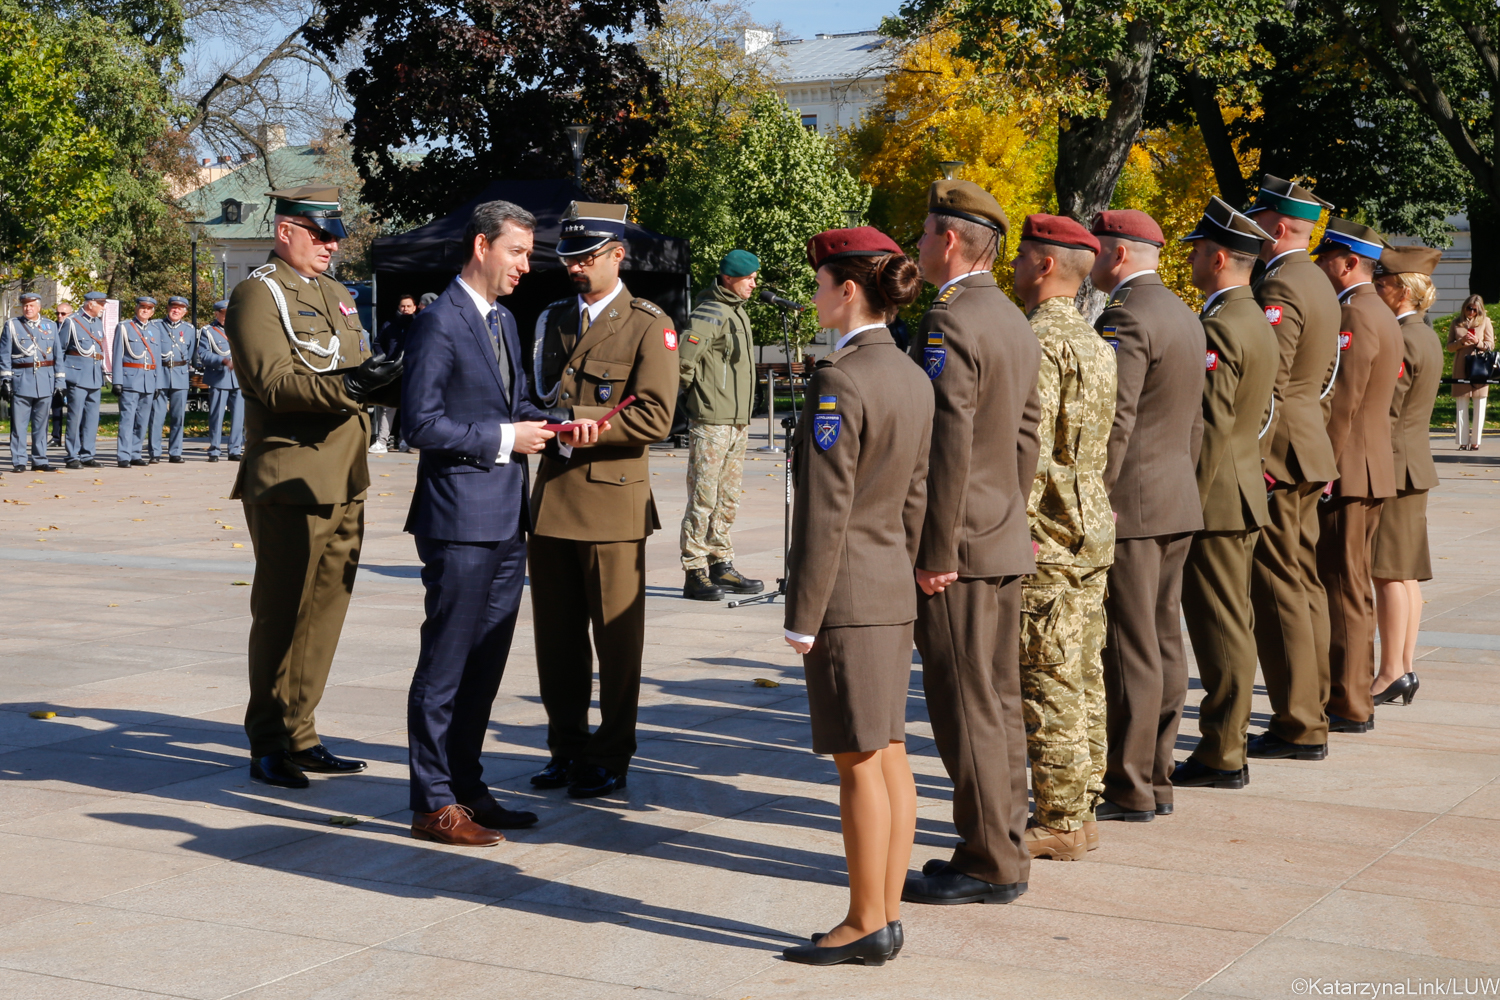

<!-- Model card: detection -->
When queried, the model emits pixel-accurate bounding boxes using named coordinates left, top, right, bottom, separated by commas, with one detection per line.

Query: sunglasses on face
left=285, top=220, right=338, bottom=243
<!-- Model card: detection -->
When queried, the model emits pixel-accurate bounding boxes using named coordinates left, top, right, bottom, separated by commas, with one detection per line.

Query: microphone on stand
left=759, top=287, right=807, bottom=311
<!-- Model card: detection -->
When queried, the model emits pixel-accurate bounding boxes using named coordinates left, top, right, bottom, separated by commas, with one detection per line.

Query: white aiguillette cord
left=250, top=262, right=341, bottom=373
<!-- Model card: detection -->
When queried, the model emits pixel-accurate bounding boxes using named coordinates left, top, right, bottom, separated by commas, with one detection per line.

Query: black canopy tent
left=370, top=178, right=692, bottom=361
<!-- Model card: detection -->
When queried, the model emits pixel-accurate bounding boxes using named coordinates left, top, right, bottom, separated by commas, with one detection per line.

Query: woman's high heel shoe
left=785, top=924, right=894, bottom=966
left=811, top=920, right=903, bottom=959
left=1372, top=672, right=1420, bottom=707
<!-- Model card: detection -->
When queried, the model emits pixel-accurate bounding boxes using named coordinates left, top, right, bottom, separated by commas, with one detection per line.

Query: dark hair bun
left=873, top=253, right=923, bottom=309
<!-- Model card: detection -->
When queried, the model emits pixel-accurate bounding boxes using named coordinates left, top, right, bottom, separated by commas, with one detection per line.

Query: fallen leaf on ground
left=232, top=581, right=249, bottom=586
left=29, top=710, right=55, bottom=719
left=232, top=543, right=243, bottom=548
left=753, top=678, right=781, bottom=688
left=327, top=815, right=362, bottom=826
left=108, top=603, right=119, bottom=607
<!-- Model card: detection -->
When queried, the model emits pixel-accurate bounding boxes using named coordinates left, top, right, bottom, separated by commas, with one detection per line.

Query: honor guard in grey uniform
left=196, top=299, right=243, bottom=462
left=113, top=296, right=159, bottom=467
left=50, top=302, right=71, bottom=447
left=2, top=291, right=65, bottom=472
left=149, top=295, right=194, bottom=463
left=59, top=291, right=109, bottom=468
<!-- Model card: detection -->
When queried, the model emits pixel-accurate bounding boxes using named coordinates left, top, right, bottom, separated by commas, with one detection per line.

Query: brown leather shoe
left=1083, top=820, right=1099, bottom=852
left=1025, top=823, right=1088, bottom=861
left=410, top=804, right=503, bottom=846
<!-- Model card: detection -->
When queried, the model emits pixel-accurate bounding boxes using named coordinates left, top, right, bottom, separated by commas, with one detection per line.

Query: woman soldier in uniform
left=781, top=228, right=931, bottom=967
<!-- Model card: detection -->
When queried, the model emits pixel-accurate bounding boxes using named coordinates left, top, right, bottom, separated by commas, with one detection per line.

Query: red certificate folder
left=542, top=394, right=636, bottom=432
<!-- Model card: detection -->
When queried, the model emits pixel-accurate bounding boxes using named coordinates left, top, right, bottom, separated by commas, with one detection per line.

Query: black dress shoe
left=1155, top=802, right=1173, bottom=816
left=1372, top=672, right=1420, bottom=707
left=1327, top=712, right=1373, bottom=733
left=250, top=753, right=309, bottom=789
left=530, top=759, right=573, bottom=789
left=709, top=561, right=764, bottom=595
left=286, top=744, right=367, bottom=774
left=1246, top=731, right=1327, bottom=760
left=1172, top=757, right=1246, bottom=789
left=66, top=459, right=82, bottom=469
left=229, top=453, right=241, bottom=461
left=814, top=920, right=902, bottom=959
left=169, top=455, right=185, bottom=464
left=148, top=456, right=159, bottom=464
left=783, top=924, right=893, bottom=966
left=131, top=459, right=147, bottom=466
left=118, top=460, right=132, bottom=468
left=462, top=796, right=539, bottom=830
left=1095, top=799, right=1154, bottom=822
left=567, top=765, right=627, bottom=799
left=901, top=864, right=1025, bottom=904
left=83, top=459, right=99, bottom=468
left=208, top=455, right=219, bottom=462
left=11, top=466, right=23, bottom=474
left=31, top=465, right=51, bottom=472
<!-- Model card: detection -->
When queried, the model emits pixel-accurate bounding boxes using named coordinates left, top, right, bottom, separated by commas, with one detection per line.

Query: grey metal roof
left=772, top=31, right=890, bottom=83
left=177, top=146, right=353, bottom=240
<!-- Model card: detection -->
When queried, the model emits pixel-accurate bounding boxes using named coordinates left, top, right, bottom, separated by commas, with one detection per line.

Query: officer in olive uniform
left=1172, top=198, right=1279, bottom=789
left=226, top=185, right=403, bottom=789
left=196, top=299, right=243, bottom=462
left=1244, top=175, right=1342, bottom=762
left=1313, top=219, right=1402, bottom=733
left=678, top=248, right=763, bottom=601
left=2, top=291, right=65, bottom=472
left=113, top=296, right=160, bottom=467
left=59, top=290, right=109, bottom=468
left=149, top=295, right=195, bottom=463
left=527, top=202, right=679, bottom=799
left=1090, top=210, right=1206, bottom=822
left=901, top=181, right=1043, bottom=906
left=1013, top=214, right=1117, bottom=862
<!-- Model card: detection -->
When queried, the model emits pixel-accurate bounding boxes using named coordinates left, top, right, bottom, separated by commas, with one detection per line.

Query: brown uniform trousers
left=1320, top=284, right=1402, bottom=725
left=528, top=287, right=678, bottom=773
left=1251, top=249, right=1342, bottom=746
left=1096, top=273, right=1205, bottom=813
left=225, top=252, right=392, bottom=757
left=909, top=274, right=1041, bottom=886
left=1183, top=286, right=1278, bottom=771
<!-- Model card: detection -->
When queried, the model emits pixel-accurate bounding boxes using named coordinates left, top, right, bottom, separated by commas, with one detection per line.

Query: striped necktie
left=487, top=307, right=511, bottom=397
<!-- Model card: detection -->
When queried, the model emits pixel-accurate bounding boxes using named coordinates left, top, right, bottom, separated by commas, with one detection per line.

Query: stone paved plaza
left=1, top=430, right=1497, bottom=999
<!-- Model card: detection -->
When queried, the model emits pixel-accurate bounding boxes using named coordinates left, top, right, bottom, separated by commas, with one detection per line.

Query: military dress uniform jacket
left=58, top=314, right=107, bottom=390
left=1095, top=272, right=1206, bottom=539
left=225, top=253, right=390, bottom=505
left=909, top=272, right=1042, bottom=577
left=1027, top=296, right=1117, bottom=567
left=1, top=317, right=63, bottom=398
left=1198, top=286, right=1278, bottom=531
left=112, top=319, right=159, bottom=393
left=1253, top=250, right=1341, bottom=485
left=678, top=281, right=755, bottom=425
left=151, top=320, right=195, bottom=391
left=1388, top=312, right=1442, bottom=492
left=529, top=285, right=679, bottom=541
left=1326, top=284, right=1401, bottom=500
left=785, top=326, right=933, bottom=636
left=195, top=322, right=238, bottom=390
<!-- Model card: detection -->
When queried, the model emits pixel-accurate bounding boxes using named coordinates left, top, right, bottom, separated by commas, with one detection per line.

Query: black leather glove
left=0, top=378, right=12, bottom=402
left=54, top=383, right=66, bottom=401
left=343, top=352, right=403, bottom=400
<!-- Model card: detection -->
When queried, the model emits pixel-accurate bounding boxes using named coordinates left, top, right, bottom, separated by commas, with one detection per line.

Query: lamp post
left=844, top=207, right=862, bottom=228
left=939, top=160, right=965, bottom=180
left=566, top=124, right=593, bottom=183
left=188, top=223, right=208, bottom=325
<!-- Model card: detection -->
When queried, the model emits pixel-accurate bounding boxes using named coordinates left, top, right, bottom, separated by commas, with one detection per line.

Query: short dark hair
left=464, top=200, right=536, bottom=263
left=933, top=214, right=1001, bottom=268
left=1204, top=240, right=1259, bottom=272
left=397, top=293, right=416, bottom=305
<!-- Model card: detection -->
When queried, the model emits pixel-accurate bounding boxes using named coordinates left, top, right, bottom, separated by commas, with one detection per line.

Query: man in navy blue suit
left=402, top=200, right=603, bottom=846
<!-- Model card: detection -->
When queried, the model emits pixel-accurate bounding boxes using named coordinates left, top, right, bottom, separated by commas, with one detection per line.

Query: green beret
left=719, top=249, right=760, bottom=277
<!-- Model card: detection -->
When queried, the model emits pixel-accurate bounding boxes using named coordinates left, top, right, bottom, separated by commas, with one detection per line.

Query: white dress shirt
left=1111, top=269, right=1158, bottom=294
left=1201, top=284, right=1245, bottom=315
left=937, top=270, right=989, bottom=297
left=1338, top=280, right=1372, bottom=304
left=454, top=277, right=518, bottom=465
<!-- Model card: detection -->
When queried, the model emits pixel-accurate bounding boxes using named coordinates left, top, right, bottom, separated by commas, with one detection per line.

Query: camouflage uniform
left=681, top=422, right=750, bottom=570
left=1023, top=295, right=1117, bottom=831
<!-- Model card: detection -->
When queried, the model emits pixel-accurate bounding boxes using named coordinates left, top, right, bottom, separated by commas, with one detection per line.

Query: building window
left=221, top=199, right=241, bottom=224
left=801, top=114, right=817, bottom=131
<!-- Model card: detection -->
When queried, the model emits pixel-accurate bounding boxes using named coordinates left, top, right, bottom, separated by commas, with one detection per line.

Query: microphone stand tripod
left=730, top=300, right=803, bottom=609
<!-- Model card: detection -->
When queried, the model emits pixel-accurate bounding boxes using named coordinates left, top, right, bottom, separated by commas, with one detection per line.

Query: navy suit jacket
left=402, top=278, right=550, bottom=542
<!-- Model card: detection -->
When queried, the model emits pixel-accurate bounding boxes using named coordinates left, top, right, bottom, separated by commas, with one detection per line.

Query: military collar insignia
left=608, top=308, right=619, bottom=320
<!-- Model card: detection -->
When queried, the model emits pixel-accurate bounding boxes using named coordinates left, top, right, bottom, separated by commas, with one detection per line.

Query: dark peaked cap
left=928, top=179, right=1008, bottom=233
left=269, top=185, right=346, bottom=239
left=1246, top=173, right=1331, bottom=221
left=557, top=201, right=628, bottom=257
left=1180, top=196, right=1272, bottom=256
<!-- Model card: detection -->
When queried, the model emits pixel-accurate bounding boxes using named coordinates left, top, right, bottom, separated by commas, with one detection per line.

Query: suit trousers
left=529, top=534, right=647, bottom=774
left=1182, top=530, right=1261, bottom=771
left=64, top=384, right=101, bottom=463
left=1251, top=483, right=1331, bottom=745
left=243, top=500, right=364, bottom=757
left=8, top=395, right=49, bottom=467
left=1319, top=497, right=1383, bottom=725
left=208, top=387, right=244, bottom=457
left=915, top=575, right=1029, bottom=887
left=150, top=386, right=187, bottom=458
left=408, top=533, right=527, bottom=813
left=116, top=388, right=151, bottom=462
left=1103, top=533, right=1193, bottom=812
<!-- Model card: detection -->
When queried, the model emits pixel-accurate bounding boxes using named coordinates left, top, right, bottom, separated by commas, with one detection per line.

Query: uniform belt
left=122, top=362, right=156, bottom=370
left=11, top=360, right=55, bottom=368
left=164, top=360, right=188, bottom=368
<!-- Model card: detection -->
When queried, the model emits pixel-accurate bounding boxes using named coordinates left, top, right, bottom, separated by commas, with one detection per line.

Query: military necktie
left=487, top=306, right=512, bottom=398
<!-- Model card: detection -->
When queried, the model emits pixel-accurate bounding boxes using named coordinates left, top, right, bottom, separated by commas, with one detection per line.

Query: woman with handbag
left=781, top=227, right=931, bottom=967
left=1448, top=294, right=1494, bottom=449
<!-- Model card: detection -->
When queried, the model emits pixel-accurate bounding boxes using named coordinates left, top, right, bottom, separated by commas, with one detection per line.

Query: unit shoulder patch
left=812, top=413, right=841, bottom=450
left=1264, top=305, right=1283, bottom=326
left=663, top=329, right=678, bottom=351
left=1205, top=349, right=1219, bottom=371
left=1338, top=330, right=1352, bottom=351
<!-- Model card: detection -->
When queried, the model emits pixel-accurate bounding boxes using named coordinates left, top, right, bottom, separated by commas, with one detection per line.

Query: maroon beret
left=1092, top=209, right=1164, bottom=247
left=1020, top=214, right=1101, bottom=254
left=806, top=226, right=904, bottom=269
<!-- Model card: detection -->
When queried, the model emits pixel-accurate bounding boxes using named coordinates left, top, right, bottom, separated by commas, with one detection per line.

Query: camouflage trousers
left=680, top=421, right=749, bottom=571
left=1020, top=563, right=1109, bottom=831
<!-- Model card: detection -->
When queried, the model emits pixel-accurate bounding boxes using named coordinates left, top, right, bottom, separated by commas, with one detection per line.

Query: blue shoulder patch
left=813, top=413, right=841, bottom=450
left=924, top=347, right=946, bottom=379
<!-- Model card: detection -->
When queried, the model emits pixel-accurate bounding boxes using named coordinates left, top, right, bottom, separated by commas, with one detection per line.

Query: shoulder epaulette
left=931, top=283, right=967, bottom=309
left=631, top=298, right=664, bottom=317
left=249, top=263, right=277, bottom=280
left=548, top=297, right=570, bottom=308
left=1106, top=286, right=1132, bottom=308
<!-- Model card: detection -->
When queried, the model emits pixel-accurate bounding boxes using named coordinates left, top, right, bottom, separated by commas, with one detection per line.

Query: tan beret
left=928, top=179, right=1008, bottom=235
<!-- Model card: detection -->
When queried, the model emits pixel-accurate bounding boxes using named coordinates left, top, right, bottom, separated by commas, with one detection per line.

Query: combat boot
left=1024, top=823, right=1088, bottom=861
left=683, top=569, right=724, bottom=602
left=709, top=561, right=764, bottom=595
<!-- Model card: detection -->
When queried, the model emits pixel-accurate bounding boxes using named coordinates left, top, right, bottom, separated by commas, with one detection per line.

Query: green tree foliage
left=0, top=10, right=116, bottom=285
left=634, top=94, right=869, bottom=346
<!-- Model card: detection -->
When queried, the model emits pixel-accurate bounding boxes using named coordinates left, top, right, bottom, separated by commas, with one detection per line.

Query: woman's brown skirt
left=1371, top=488, right=1431, bottom=582
left=803, top=622, right=914, bottom=755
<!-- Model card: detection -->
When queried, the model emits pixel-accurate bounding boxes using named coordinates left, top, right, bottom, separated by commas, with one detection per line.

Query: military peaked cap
left=213, top=298, right=229, bottom=310
left=558, top=202, right=628, bottom=257
left=167, top=296, right=189, bottom=307
left=1093, top=209, right=1164, bottom=247
left=1020, top=214, right=1100, bottom=254
left=1314, top=217, right=1391, bottom=260
left=1376, top=245, right=1442, bottom=277
left=1180, top=196, right=1272, bottom=256
left=83, top=291, right=107, bottom=302
left=1246, top=174, right=1331, bottom=222
left=928, top=179, right=1008, bottom=234
left=269, top=185, right=347, bottom=239
left=18, top=292, right=40, bottom=303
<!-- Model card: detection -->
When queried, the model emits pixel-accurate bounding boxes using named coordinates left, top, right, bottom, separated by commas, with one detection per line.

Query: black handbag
left=1466, top=350, right=1497, bottom=383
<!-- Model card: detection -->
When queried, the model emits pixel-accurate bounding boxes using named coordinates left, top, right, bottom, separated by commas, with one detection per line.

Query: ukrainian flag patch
left=818, top=395, right=837, bottom=411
